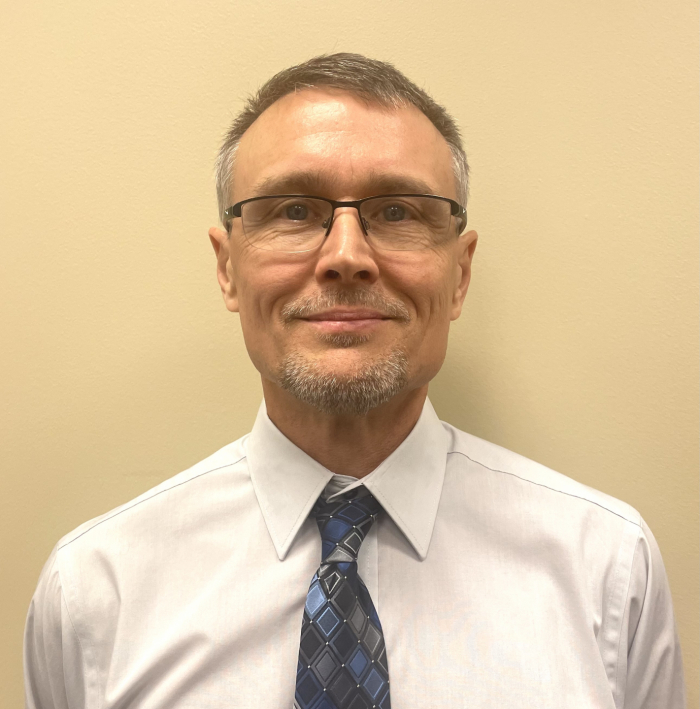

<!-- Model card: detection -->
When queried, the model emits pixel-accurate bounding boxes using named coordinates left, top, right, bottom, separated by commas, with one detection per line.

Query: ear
left=208, top=226, right=239, bottom=313
left=450, top=230, right=478, bottom=320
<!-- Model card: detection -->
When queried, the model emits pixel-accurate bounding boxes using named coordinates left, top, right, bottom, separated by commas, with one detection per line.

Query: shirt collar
left=245, top=398, right=449, bottom=561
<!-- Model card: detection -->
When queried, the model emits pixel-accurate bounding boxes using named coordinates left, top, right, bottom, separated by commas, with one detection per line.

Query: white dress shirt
left=24, top=399, right=685, bottom=708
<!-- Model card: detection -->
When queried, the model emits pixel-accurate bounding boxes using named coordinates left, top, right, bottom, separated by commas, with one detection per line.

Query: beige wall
left=1, top=0, right=697, bottom=706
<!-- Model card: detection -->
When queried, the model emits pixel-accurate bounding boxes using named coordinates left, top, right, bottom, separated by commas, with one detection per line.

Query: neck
left=261, top=380, right=429, bottom=478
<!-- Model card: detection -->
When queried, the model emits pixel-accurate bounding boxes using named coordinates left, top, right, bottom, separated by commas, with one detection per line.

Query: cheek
left=402, top=277, right=453, bottom=382
left=399, top=257, right=455, bottom=324
left=234, top=260, right=311, bottom=378
left=236, top=255, right=313, bottom=333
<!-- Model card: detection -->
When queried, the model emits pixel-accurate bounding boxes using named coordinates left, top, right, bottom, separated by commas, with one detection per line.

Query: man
left=25, top=54, right=685, bottom=708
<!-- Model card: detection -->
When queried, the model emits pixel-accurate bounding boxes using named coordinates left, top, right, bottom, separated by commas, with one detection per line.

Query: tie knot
left=313, top=487, right=381, bottom=564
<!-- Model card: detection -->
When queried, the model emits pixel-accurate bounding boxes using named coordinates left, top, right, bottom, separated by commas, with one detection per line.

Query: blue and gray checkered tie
left=294, top=486, right=391, bottom=709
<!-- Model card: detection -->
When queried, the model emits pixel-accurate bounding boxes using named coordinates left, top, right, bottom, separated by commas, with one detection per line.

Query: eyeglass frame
left=223, top=193, right=468, bottom=245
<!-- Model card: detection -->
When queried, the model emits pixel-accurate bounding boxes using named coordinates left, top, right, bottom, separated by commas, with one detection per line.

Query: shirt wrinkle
left=608, top=532, right=628, bottom=706
left=56, top=557, right=90, bottom=708
left=621, top=527, right=646, bottom=654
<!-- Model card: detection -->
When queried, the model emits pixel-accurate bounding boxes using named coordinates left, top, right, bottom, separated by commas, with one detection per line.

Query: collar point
left=412, top=542, right=430, bottom=562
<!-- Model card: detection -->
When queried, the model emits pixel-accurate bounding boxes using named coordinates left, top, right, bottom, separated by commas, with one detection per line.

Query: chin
left=308, top=342, right=383, bottom=371
left=276, top=344, right=411, bottom=417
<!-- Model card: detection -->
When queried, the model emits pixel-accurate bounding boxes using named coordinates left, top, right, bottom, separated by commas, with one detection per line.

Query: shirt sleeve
left=617, top=517, right=686, bottom=709
left=24, top=544, right=88, bottom=709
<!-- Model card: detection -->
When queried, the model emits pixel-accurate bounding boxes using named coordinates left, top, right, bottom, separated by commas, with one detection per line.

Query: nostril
left=325, top=269, right=340, bottom=279
left=357, top=270, right=371, bottom=280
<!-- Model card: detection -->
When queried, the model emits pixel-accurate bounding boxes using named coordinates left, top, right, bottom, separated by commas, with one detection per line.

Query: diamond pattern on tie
left=295, top=487, right=391, bottom=709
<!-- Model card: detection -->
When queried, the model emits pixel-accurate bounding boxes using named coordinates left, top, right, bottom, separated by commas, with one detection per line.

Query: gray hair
left=277, top=346, right=410, bottom=416
left=215, top=53, right=469, bottom=225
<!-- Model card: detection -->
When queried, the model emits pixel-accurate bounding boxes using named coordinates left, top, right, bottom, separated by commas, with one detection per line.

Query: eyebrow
left=248, top=170, right=439, bottom=200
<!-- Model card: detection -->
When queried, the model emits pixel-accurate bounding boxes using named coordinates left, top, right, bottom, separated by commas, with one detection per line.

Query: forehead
left=232, top=88, right=456, bottom=202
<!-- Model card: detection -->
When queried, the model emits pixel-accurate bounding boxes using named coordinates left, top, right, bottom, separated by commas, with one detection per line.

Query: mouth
left=301, top=308, right=392, bottom=333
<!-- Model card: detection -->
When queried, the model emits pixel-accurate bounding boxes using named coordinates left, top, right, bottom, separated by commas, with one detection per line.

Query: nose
left=314, top=207, right=380, bottom=285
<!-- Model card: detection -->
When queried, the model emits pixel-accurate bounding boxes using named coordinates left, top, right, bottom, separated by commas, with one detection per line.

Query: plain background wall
left=1, top=0, right=697, bottom=706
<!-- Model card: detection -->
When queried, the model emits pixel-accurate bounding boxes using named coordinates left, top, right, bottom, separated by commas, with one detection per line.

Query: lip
left=303, top=309, right=391, bottom=321
left=301, top=309, right=392, bottom=333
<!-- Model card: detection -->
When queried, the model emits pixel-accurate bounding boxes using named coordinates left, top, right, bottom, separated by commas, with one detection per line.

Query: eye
left=285, top=203, right=309, bottom=220
left=383, top=204, right=407, bottom=222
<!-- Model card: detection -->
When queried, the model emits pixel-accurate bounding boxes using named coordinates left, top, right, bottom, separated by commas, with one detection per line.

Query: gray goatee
left=276, top=290, right=411, bottom=416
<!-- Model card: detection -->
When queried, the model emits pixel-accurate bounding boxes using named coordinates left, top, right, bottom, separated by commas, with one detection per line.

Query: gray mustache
left=280, top=290, right=411, bottom=324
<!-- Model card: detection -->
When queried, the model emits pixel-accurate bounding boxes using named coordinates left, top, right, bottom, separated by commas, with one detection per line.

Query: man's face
left=210, top=89, right=477, bottom=413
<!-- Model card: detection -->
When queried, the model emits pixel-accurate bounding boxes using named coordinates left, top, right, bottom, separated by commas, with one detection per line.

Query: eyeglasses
left=223, top=194, right=467, bottom=253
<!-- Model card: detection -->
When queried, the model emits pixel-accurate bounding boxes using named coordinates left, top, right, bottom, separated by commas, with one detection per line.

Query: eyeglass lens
left=239, top=196, right=454, bottom=252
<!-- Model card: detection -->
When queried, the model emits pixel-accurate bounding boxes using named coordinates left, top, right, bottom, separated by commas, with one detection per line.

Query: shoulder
left=56, top=436, right=250, bottom=554
left=442, top=421, right=642, bottom=528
